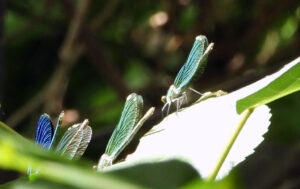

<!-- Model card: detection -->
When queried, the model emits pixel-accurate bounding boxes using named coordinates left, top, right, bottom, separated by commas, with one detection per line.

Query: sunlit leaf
left=107, top=86, right=271, bottom=179
left=237, top=57, right=300, bottom=114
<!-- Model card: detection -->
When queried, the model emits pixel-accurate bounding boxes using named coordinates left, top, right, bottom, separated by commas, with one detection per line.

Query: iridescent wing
left=56, top=120, right=89, bottom=160
left=29, top=112, right=63, bottom=176
left=105, top=93, right=143, bottom=159
left=28, top=114, right=54, bottom=176
left=35, top=114, right=54, bottom=150
left=73, top=126, right=92, bottom=160
left=174, top=35, right=213, bottom=90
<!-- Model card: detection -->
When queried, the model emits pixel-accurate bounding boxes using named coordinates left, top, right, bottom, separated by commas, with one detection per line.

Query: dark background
left=0, top=0, right=300, bottom=188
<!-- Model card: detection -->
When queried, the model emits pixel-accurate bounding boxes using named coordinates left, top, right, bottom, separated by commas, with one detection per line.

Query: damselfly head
left=98, top=153, right=112, bottom=170
left=165, top=85, right=181, bottom=101
left=161, top=95, right=167, bottom=103
left=162, top=84, right=187, bottom=116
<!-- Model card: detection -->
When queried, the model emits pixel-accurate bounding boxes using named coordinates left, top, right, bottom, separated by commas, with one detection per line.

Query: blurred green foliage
left=1, top=0, right=300, bottom=187
left=268, top=91, right=300, bottom=143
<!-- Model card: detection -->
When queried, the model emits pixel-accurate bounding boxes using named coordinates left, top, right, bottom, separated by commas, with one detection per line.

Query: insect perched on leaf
left=56, top=119, right=92, bottom=160
left=28, top=112, right=92, bottom=177
left=97, top=93, right=155, bottom=170
left=161, top=35, right=214, bottom=115
left=27, top=111, right=64, bottom=175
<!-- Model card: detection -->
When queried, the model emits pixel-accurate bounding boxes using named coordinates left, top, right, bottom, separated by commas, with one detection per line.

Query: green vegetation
left=1, top=0, right=300, bottom=188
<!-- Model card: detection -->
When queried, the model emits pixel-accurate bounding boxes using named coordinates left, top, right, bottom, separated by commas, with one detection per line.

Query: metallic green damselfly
left=161, top=35, right=214, bottom=114
left=97, top=93, right=155, bottom=170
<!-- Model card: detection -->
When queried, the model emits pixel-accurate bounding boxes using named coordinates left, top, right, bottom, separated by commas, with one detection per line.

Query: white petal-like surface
left=120, top=86, right=271, bottom=179
left=106, top=58, right=300, bottom=178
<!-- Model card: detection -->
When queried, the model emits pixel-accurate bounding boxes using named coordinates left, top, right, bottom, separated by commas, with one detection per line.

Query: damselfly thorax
left=161, top=85, right=187, bottom=115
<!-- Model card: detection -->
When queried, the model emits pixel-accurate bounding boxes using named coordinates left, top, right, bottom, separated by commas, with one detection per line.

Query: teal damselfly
left=97, top=93, right=155, bottom=170
left=161, top=35, right=214, bottom=115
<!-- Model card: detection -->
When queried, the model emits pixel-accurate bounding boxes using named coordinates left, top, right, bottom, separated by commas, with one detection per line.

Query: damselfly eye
left=161, top=96, right=167, bottom=103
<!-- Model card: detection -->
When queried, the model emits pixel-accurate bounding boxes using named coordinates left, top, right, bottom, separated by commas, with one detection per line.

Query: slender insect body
left=49, top=111, right=64, bottom=149
left=161, top=35, right=214, bottom=115
left=98, top=93, right=155, bottom=171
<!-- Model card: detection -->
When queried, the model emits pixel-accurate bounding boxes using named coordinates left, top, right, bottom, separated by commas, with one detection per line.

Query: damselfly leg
left=189, top=87, right=203, bottom=95
left=162, top=101, right=171, bottom=117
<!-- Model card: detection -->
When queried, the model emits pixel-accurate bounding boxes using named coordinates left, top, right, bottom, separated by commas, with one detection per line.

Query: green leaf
left=237, top=57, right=300, bottom=114
left=106, top=160, right=199, bottom=189
left=0, top=122, right=144, bottom=189
left=182, top=171, right=240, bottom=189
left=1, top=177, right=74, bottom=189
left=0, top=121, right=199, bottom=188
left=0, top=121, right=28, bottom=143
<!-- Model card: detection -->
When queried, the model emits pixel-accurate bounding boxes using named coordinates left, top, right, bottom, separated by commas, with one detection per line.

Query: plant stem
left=205, top=108, right=254, bottom=181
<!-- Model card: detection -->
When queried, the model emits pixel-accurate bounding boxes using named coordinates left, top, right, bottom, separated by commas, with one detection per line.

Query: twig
left=90, top=0, right=120, bottom=31
left=81, top=30, right=129, bottom=97
left=7, top=0, right=127, bottom=127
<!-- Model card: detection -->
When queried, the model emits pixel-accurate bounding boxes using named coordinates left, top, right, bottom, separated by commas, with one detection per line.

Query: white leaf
left=110, top=86, right=271, bottom=179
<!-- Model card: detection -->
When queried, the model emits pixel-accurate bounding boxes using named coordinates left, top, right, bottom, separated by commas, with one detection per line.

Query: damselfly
left=97, top=93, right=155, bottom=170
left=56, top=119, right=92, bottom=160
left=161, top=35, right=214, bottom=115
left=28, top=112, right=92, bottom=176
left=27, top=111, right=64, bottom=175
